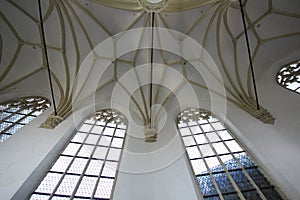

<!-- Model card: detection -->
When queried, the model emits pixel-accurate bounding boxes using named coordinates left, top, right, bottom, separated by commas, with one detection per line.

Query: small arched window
left=30, top=109, right=127, bottom=199
left=277, top=60, right=300, bottom=94
left=177, top=108, right=284, bottom=200
left=0, top=96, right=50, bottom=143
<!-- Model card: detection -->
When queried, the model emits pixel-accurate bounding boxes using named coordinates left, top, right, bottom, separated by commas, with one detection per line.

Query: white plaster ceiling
left=0, top=0, right=299, bottom=127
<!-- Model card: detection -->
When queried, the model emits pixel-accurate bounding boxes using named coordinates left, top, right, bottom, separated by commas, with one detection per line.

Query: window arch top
left=30, top=109, right=127, bottom=200
left=0, top=96, right=50, bottom=143
left=277, top=60, right=300, bottom=94
left=177, top=108, right=284, bottom=200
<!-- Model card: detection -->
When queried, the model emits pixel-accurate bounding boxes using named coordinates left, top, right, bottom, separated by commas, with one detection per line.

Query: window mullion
left=182, top=122, right=205, bottom=199
left=48, top=124, right=93, bottom=198
left=70, top=120, right=107, bottom=199
left=188, top=122, right=225, bottom=200
left=177, top=108, right=284, bottom=200
left=218, top=132, right=268, bottom=200
left=90, top=120, right=117, bottom=199
left=201, top=121, right=246, bottom=200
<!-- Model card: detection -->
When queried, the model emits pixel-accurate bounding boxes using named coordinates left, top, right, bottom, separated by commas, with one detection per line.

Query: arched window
left=277, top=60, right=300, bottom=94
left=30, top=109, right=127, bottom=199
left=0, top=96, right=50, bottom=143
left=177, top=108, right=284, bottom=200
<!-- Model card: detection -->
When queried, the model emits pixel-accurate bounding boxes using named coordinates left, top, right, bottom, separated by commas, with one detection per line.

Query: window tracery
left=0, top=96, right=50, bottom=143
left=177, top=108, right=284, bottom=200
left=277, top=60, right=300, bottom=94
left=30, top=109, right=127, bottom=200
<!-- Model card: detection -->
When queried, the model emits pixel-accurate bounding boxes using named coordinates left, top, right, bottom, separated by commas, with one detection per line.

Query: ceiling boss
left=138, top=0, right=168, bottom=12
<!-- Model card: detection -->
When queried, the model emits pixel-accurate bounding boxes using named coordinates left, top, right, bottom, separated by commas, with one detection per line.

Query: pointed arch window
left=177, top=108, right=284, bottom=200
left=277, top=60, right=300, bottom=94
left=0, top=96, right=50, bottom=143
left=30, top=109, right=127, bottom=200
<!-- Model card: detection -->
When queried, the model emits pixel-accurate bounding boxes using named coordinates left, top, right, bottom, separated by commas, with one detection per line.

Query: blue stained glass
left=204, top=196, right=220, bottom=200
left=242, top=190, right=261, bottom=200
left=235, top=153, right=255, bottom=168
left=246, top=168, right=271, bottom=188
left=197, top=175, right=218, bottom=196
left=230, top=170, right=254, bottom=191
left=261, top=188, right=283, bottom=200
left=223, top=193, right=240, bottom=200
left=177, top=108, right=284, bottom=200
left=210, top=165, right=223, bottom=173
left=223, top=158, right=240, bottom=170
left=213, top=173, right=235, bottom=193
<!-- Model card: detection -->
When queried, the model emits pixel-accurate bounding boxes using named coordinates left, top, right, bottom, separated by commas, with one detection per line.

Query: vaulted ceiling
left=0, top=0, right=299, bottom=128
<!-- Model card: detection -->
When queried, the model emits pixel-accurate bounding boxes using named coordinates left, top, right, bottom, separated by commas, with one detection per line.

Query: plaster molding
left=40, top=115, right=64, bottom=129
left=145, top=127, right=158, bottom=142
left=138, top=0, right=168, bottom=12
left=252, top=108, right=275, bottom=125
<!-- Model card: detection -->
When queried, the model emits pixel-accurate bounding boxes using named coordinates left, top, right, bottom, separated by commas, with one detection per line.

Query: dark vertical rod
left=38, top=0, right=58, bottom=115
left=149, top=12, right=155, bottom=128
left=238, top=0, right=260, bottom=110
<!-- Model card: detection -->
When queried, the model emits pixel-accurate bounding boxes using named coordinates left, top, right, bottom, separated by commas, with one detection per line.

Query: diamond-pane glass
left=0, top=97, right=50, bottom=143
left=35, top=173, right=62, bottom=194
left=75, top=176, right=98, bottom=197
left=31, top=109, right=127, bottom=199
left=55, top=174, right=80, bottom=196
left=95, top=178, right=114, bottom=199
left=177, top=108, right=284, bottom=199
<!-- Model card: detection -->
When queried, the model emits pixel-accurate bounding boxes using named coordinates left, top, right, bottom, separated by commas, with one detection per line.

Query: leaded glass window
left=0, top=96, right=50, bottom=143
left=30, top=109, right=127, bottom=200
left=277, top=60, right=300, bottom=94
left=177, top=108, right=284, bottom=200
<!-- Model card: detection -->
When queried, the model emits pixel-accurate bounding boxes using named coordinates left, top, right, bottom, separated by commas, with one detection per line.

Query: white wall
left=0, top=99, right=201, bottom=200
left=0, top=107, right=75, bottom=200
left=223, top=57, right=300, bottom=199
left=1, top=61, right=300, bottom=199
left=114, top=110, right=200, bottom=200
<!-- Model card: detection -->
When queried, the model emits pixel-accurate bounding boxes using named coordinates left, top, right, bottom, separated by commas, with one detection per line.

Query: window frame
left=29, top=109, right=127, bottom=200
left=0, top=96, right=50, bottom=143
left=276, top=59, right=300, bottom=94
left=176, top=108, right=286, bottom=200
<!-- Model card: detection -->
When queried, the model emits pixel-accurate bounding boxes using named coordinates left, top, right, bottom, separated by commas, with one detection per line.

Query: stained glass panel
left=177, top=108, right=284, bottom=199
left=31, top=109, right=127, bottom=199
left=0, top=96, right=50, bottom=143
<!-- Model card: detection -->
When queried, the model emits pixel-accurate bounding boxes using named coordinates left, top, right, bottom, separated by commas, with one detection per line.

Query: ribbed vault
left=0, top=0, right=300, bottom=128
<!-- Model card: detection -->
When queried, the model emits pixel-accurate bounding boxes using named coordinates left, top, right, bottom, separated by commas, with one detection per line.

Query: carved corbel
left=40, top=115, right=64, bottom=129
